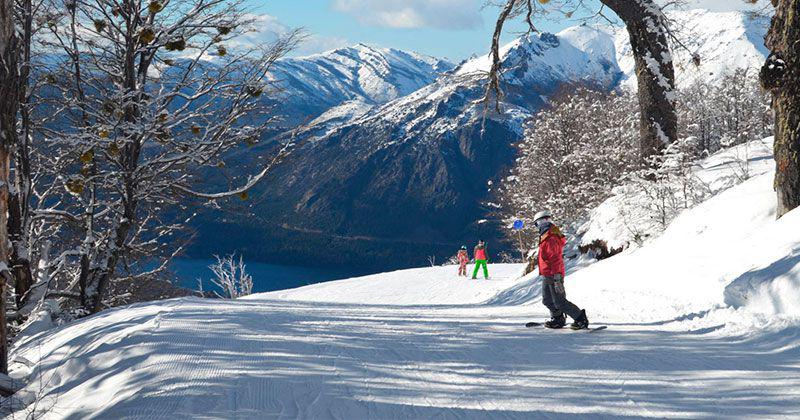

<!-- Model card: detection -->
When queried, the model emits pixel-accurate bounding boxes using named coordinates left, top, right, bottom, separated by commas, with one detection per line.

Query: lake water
left=171, top=258, right=377, bottom=293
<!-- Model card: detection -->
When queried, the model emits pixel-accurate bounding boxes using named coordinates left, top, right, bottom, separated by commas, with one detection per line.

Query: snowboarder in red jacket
left=534, top=211, right=589, bottom=330
left=457, top=246, right=469, bottom=277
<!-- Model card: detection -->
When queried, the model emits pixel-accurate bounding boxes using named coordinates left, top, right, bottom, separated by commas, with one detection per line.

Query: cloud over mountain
left=332, top=0, right=483, bottom=30
left=239, top=14, right=350, bottom=56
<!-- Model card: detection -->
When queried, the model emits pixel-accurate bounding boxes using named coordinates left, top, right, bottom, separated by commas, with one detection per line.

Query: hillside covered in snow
left=5, top=140, right=799, bottom=418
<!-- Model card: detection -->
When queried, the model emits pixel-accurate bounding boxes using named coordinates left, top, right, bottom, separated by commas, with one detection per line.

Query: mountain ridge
left=267, top=43, right=455, bottom=127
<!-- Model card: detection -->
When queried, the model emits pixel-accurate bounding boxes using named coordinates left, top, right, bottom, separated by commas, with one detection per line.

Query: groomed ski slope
left=8, top=144, right=800, bottom=418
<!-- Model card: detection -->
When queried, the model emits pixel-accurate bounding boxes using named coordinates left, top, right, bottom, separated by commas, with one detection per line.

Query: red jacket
left=457, top=250, right=469, bottom=264
left=538, top=226, right=566, bottom=277
left=474, top=246, right=487, bottom=261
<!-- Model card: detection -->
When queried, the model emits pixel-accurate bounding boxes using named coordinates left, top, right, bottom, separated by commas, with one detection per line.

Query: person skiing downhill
left=534, top=211, right=589, bottom=330
left=457, top=246, right=469, bottom=277
left=472, top=240, right=489, bottom=279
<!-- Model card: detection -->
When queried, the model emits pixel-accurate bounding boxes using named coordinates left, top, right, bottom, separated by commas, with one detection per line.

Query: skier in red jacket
left=534, top=210, right=589, bottom=330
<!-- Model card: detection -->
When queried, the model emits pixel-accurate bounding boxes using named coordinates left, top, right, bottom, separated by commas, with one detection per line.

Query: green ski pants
left=472, top=260, right=489, bottom=279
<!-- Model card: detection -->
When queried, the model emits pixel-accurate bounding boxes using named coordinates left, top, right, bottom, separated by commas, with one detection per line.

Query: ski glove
left=554, top=280, right=565, bottom=295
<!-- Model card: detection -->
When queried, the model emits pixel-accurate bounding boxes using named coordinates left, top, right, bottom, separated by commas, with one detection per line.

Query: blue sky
left=246, top=0, right=770, bottom=61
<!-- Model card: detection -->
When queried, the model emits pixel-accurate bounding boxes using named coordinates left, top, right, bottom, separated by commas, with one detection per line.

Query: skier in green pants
left=472, top=240, right=489, bottom=279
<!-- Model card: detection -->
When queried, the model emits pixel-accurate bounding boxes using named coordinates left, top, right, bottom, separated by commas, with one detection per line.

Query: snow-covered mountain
left=267, top=44, right=454, bottom=126
left=612, top=9, right=771, bottom=89
left=190, top=9, right=771, bottom=269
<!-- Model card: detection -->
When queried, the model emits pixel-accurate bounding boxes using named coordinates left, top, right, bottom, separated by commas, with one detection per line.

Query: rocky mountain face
left=189, top=10, right=771, bottom=270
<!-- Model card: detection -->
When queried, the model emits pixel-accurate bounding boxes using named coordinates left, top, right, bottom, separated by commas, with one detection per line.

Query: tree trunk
left=0, top=0, right=18, bottom=375
left=0, top=149, right=11, bottom=375
left=91, top=215, right=133, bottom=313
left=9, top=0, right=34, bottom=310
left=8, top=194, right=32, bottom=309
left=761, top=0, right=800, bottom=218
left=603, top=0, right=678, bottom=161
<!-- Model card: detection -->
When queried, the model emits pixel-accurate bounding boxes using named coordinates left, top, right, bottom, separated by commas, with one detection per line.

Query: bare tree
left=39, top=0, right=301, bottom=313
left=209, top=254, right=252, bottom=299
left=760, top=0, right=800, bottom=218
left=486, top=0, right=678, bottom=161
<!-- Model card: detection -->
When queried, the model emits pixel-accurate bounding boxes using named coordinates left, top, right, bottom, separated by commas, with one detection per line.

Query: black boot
left=545, top=314, right=566, bottom=329
left=570, top=310, right=589, bottom=330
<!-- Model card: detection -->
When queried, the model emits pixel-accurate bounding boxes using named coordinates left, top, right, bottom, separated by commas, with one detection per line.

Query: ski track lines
left=11, top=274, right=800, bottom=419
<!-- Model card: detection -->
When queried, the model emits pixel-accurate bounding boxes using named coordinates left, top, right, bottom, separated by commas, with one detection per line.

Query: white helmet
left=533, top=210, right=552, bottom=223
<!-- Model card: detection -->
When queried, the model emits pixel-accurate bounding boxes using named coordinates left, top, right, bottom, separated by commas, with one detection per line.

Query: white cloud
left=233, top=14, right=350, bottom=56
left=332, top=0, right=483, bottom=30
left=660, top=0, right=772, bottom=12
left=295, top=35, right=351, bottom=56
left=234, top=14, right=290, bottom=47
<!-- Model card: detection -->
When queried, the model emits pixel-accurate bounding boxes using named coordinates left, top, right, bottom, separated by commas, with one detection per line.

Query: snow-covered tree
left=760, top=0, right=800, bottom=218
left=209, top=254, right=252, bottom=299
left=7, top=0, right=48, bottom=318
left=679, top=69, right=773, bottom=156
left=494, top=88, right=640, bottom=242
left=486, top=0, right=678, bottom=161
left=625, top=137, right=710, bottom=232
left=37, top=0, right=301, bottom=313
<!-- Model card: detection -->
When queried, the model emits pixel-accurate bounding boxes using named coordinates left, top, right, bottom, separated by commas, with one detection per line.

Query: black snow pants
left=541, top=275, right=582, bottom=320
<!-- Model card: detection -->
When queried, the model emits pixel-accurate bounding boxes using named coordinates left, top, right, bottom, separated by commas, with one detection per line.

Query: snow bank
left=569, top=171, right=776, bottom=322
left=724, top=208, right=800, bottom=318
left=567, top=143, right=800, bottom=327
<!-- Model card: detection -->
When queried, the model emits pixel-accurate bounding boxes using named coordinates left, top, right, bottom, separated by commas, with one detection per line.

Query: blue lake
left=170, top=258, right=377, bottom=293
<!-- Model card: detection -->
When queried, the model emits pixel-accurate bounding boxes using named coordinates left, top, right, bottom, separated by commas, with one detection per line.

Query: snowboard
left=524, top=322, right=607, bottom=332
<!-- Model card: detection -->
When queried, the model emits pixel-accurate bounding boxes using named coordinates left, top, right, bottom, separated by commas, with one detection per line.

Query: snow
left=557, top=25, right=617, bottom=65
left=2, top=10, right=795, bottom=418
left=303, top=100, right=375, bottom=138
left=7, top=148, right=800, bottom=417
left=723, top=207, right=800, bottom=318
left=612, top=9, right=770, bottom=90
left=266, top=264, right=524, bottom=305
left=581, top=138, right=775, bottom=252
left=332, top=27, right=623, bottom=148
left=572, top=138, right=800, bottom=330
left=455, top=9, right=767, bottom=95
left=306, top=9, right=769, bottom=155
